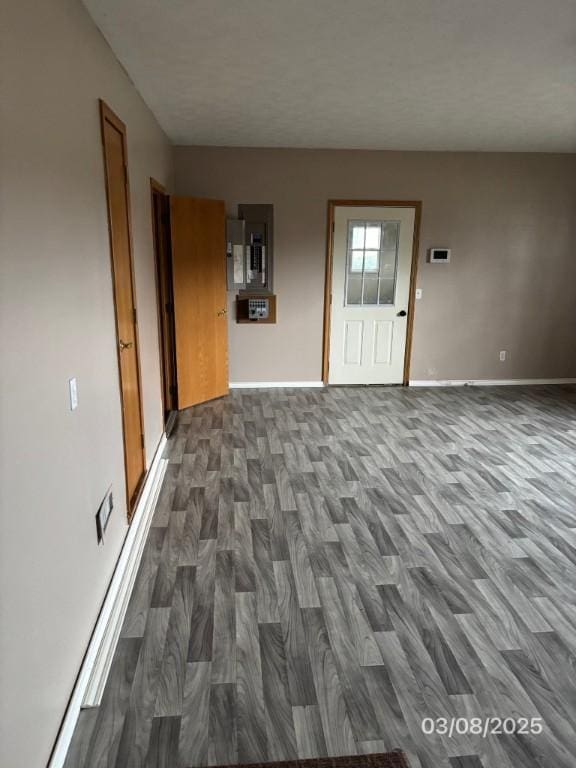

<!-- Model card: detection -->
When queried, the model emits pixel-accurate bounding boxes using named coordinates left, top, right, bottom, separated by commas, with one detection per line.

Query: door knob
left=396, top=310, right=407, bottom=317
left=119, top=339, right=133, bottom=350
left=217, top=308, right=228, bottom=317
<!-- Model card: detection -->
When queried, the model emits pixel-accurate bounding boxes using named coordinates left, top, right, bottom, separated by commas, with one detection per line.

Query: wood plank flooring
left=65, top=384, right=576, bottom=768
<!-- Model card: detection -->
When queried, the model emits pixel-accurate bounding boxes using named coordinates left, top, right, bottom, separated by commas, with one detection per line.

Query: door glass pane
left=345, top=219, right=400, bottom=306
left=351, top=225, right=365, bottom=249
left=346, top=276, right=362, bottom=304
left=379, top=250, right=397, bottom=277
left=379, top=278, right=395, bottom=305
left=382, top=222, right=399, bottom=249
left=349, top=251, right=364, bottom=273
left=365, top=225, right=381, bottom=249
left=364, top=251, right=379, bottom=272
left=363, top=278, right=378, bottom=304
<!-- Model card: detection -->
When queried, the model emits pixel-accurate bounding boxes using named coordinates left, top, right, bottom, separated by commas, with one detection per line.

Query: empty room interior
left=2, top=1, right=576, bottom=768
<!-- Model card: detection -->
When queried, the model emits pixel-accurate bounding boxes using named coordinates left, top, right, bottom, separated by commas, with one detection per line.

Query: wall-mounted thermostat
left=429, top=248, right=451, bottom=263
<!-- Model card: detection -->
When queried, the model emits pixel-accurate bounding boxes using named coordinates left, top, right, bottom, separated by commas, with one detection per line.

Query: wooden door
left=151, top=180, right=177, bottom=432
left=100, top=101, right=146, bottom=515
left=328, top=205, right=416, bottom=385
left=171, top=197, right=229, bottom=408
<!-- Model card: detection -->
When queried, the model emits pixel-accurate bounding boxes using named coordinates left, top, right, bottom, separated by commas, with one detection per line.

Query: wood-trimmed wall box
left=228, top=203, right=277, bottom=323
left=236, top=293, right=277, bottom=324
left=238, top=203, right=274, bottom=293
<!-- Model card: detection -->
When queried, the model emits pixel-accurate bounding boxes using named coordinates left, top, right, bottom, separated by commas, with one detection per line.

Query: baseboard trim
left=231, top=379, right=576, bottom=389
left=409, top=378, right=576, bottom=387
left=229, top=381, right=325, bottom=389
left=48, top=433, right=168, bottom=768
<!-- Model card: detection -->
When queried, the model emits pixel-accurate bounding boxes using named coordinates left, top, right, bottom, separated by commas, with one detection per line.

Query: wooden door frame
left=322, top=199, right=422, bottom=386
left=150, top=178, right=178, bottom=430
left=99, top=99, right=147, bottom=518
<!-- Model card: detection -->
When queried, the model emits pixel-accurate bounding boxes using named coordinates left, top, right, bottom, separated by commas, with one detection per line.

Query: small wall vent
left=96, top=488, right=114, bottom=544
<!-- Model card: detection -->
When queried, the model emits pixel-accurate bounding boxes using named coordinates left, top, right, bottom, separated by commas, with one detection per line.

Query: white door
left=328, top=205, right=416, bottom=385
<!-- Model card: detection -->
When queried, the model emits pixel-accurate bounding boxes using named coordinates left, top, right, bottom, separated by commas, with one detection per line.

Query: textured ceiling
left=83, top=0, right=576, bottom=151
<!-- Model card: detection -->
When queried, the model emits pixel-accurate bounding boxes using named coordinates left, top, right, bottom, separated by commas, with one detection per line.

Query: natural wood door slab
left=170, top=196, right=229, bottom=408
left=100, top=100, right=146, bottom=514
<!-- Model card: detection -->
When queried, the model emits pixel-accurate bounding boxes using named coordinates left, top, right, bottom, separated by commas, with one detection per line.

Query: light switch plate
left=415, top=288, right=423, bottom=300
left=69, top=378, right=78, bottom=410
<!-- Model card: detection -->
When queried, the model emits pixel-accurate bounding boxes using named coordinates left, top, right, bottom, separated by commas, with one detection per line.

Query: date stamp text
left=421, top=717, right=543, bottom=738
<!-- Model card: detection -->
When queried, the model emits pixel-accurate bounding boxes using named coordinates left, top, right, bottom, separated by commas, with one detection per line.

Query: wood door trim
left=322, top=199, right=422, bottom=386
left=150, top=177, right=167, bottom=195
left=99, top=99, right=147, bottom=518
left=150, top=178, right=177, bottom=421
left=100, top=100, right=127, bottom=135
left=150, top=179, right=168, bottom=417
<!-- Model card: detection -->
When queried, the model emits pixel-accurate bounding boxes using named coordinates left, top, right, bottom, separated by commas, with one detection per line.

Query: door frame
left=322, top=199, right=422, bottom=386
left=150, top=178, right=178, bottom=434
left=99, top=99, right=147, bottom=518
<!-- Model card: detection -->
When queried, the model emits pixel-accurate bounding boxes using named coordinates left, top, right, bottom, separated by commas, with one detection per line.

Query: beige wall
left=174, top=147, right=576, bottom=382
left=1, top=5, right=576, bottom=764
left=0, top=1, right=171, bottom=766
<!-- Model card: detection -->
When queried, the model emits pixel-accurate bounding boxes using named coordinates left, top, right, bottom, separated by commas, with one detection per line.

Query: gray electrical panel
left=240, top=203, right=273, bottom=294
left=226, top=218, right=246, bottom=290
left=226, top=204, right=274, bottom=294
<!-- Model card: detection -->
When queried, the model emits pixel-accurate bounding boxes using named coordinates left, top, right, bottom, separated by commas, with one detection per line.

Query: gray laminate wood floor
left=64, top=385, right=576, bottom=768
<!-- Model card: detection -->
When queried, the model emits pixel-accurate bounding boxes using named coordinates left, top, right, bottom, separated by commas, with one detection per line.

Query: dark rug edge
left=205, top=752, right=411, bottom=768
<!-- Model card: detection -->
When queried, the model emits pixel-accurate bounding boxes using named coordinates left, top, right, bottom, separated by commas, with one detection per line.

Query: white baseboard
left=48, top=434, right=168, bottom=768
left=229, top=381, right=325, bottom=389
left=409, top=378, right=576, bottom=387
left=231, top=379, right=576, bottom=389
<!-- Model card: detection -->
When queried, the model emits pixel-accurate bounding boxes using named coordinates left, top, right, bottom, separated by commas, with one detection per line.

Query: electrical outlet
left=96, top=489, right=113, bottom=544
left=69, top=377, right=78, bottom=410
left=499, top=350, right=507, bottom=362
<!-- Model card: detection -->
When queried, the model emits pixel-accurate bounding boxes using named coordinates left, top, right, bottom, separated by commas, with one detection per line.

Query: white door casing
left=328, top=205, right=416, bottom=385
